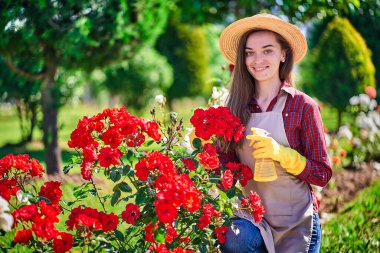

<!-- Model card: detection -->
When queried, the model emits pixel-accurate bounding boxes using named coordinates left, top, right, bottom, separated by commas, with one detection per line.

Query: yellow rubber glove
left=246, top=132, right=306, bottom=175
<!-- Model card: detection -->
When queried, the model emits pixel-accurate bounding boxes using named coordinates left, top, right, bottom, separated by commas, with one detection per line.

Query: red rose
left=165, top=224, right=178, bottom=243
left=221, top=169, right=234, bottom=190
left=146, top=121, right=161, bottom=142
left=121, top=203, right=140, bottom=225
left=149, top=244, right=170, bottom=253
left=101, top=126, right=123, bottom=149
left=144, top=223, right=155, bottom=243
left=53, top=232, right=73, bottom=253
left=100, top=212, right=119, bottom=232
left=196, top=215, right=211, bottom=229
left=182, top=191, right=201, bottom=213
left=13, top=229, right=33, bottom=244
left=30, top=158, right=44, bottom=177
left=135, top=158, right=151, bottom=181
left=154, top=199, right=178, bottom=224
left=199, top=152, right=219, bottom=170
left=13, top=204, right=38, bottom=222
left=80, top=161, right=93, bottom=180
left=172, top=248, right=195, bottom=253
left=181, top=158, right=196, bottom=171
left=214, top=226, right=228, bottom=244
left=32, top=217, right=59, bottom=240
left=39, top=181, right=62, bottom=206
left=98, top=147, right=122, bottom=168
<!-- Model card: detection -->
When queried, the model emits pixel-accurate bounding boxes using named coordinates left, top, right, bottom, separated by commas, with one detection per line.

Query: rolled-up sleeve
left=297, top=100, right=332, bottom=187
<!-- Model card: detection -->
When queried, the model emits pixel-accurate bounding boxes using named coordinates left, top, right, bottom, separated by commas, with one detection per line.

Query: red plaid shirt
left=221, top=82, right=332, bottom=212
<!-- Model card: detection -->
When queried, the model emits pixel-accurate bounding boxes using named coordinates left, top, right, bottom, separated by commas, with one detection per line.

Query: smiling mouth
left=253, top=66, right=268, bottom=72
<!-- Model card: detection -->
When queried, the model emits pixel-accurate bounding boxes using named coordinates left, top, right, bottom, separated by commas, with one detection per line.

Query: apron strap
left=272, top=91, right=288, bottom=113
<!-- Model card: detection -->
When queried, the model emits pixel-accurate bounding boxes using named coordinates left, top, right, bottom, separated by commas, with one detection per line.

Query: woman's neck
left=255, top=79, right=282, bottom=101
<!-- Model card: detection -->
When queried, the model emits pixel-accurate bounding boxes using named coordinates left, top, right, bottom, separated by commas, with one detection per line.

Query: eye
left=245, top=51, right=254, bottom=56
left=263, top=49, right=273, bottom=54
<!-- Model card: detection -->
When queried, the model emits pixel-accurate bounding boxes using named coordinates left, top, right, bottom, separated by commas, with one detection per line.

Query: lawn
left=321, top=178, right=380, bottom=252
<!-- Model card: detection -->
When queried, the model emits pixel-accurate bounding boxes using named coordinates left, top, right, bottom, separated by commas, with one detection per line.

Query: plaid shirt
left=248, top=82, right=332, bottom=212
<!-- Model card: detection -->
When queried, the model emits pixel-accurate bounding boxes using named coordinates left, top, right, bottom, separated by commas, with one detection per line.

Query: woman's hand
left=246, top=133, right=307, bottom=175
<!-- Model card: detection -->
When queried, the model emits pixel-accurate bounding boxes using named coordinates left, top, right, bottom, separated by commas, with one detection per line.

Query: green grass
left=321, top=178, right=380, bottom=252
left=319, top=104, right=351, bottom=132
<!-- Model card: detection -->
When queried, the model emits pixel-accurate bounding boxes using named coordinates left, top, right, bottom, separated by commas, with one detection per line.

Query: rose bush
left=326, top=87, right=380, bottom=169
left=0, top=104, right=265, bottom=253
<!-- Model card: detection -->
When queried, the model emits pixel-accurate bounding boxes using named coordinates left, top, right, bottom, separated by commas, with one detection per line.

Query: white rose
left=324, top=133, right=331, bottom=147
left=349, top=96, right=359, bottom=105
left=155, top=95, right=166, bottom=107
left=180, top=128, right=194, bottom=154
left=337, top=125, right=353, bottom=140
left=0, top=196, right=14, bottom=232
left=359, top=94, right=371, bottom=107
left=369, top=99, right=377, bottom=110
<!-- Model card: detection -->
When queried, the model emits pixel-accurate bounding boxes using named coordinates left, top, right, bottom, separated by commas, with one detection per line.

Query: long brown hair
left=224, top=29, right=294, bottom=153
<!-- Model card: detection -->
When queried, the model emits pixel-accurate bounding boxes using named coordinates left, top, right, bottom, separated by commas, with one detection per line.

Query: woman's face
left=244, top=31, right=285, bottom=85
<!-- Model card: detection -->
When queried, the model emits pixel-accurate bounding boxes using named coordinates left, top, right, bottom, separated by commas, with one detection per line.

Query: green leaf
left=135, top=190, right=147, bottom=205
left=110, top=170, right=121, bottom=182
left=224, top=206, right=233, bottom=216
left=209, top=177, right=219, bottom=184
left=37, top=196, right=51, bottom=204
left=119, top=182, right=132, bottom=192
left=89, top=189, right=97, bottom=196
left=63, top=164, right=73, bottom=174
left=114, top=230, right=124, bottom=241
left=111, top=190, right=121, bottom=206
left=219, top=190, right=228, bottom=201
left=122, top=165, right=131, bottom=176
left=226, top=187, right=236, bottom=199
left=192, top=138, right=202, bottom=149
left=145, top=140, right=154, bottom=146
left=153, top=225, right=166, bottom=243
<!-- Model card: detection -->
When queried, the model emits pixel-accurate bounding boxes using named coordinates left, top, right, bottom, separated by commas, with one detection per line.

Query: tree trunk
left=337, top=109, right=342, bottom=131
left=42, top=50, right=61, bottom=175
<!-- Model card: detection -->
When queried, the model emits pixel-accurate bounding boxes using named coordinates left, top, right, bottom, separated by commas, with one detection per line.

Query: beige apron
left=235, top=91, right=313, bottom=253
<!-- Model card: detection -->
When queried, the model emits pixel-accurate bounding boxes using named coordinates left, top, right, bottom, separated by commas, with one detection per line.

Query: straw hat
left=219, top=13, right=307, bottom=64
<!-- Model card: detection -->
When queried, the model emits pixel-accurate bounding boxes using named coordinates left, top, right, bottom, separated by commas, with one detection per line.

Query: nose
left=252, top=53, right=264, bottom=64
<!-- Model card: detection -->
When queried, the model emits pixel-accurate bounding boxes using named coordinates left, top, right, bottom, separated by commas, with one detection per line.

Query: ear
left=281, top=51, right=286, bottom=62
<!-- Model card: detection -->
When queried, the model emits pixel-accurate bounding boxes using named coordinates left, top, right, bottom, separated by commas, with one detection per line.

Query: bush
left=156, top=20, right=211, bottom=103
left=103, top=47, right=173, bottom=111
left=0, top=104, right=266, bottom=253
left=300, top=17, right=375, bottom=127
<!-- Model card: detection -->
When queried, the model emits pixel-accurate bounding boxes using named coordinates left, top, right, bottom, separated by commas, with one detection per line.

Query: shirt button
left=285, top=113, right=288, bottom=117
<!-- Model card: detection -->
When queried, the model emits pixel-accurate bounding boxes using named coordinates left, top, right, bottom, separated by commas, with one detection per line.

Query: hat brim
left=219, top=15, right=307, bottom=64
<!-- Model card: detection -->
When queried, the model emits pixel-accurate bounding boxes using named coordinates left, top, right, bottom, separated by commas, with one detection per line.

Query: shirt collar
left=248, top=81, right=296, bottom=106
left=280, top=81, right=296, bottom=97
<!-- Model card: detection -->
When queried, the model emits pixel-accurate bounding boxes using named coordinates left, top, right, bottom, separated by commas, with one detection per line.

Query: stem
left=124, top=227, right=142, bottom=247
left=90, top=177, right=106, bottom=212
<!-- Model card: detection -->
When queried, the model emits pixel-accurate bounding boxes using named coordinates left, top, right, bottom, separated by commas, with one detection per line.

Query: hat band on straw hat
left=219, top=14, right=307, bottom=64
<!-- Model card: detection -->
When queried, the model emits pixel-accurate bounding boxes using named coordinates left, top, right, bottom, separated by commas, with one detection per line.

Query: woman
left=218, top=14, right=332, bottom=253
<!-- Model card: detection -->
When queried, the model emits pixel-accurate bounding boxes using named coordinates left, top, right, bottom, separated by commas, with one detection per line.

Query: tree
left=0, top=1, right=171, bottom=174
left=0, top=57, right=41, bottom=147
left=103, top=46, right=173, bottom=112
left=156, top=19, right=210, bottom=107
left=346, top=0, right=380, bottom=101
left=301, top=17, right=375, bottom=129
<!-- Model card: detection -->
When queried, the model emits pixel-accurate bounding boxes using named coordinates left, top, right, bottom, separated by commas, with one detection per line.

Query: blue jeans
left=220, top=213, right=322, bottom=253
left=308, top=213, right=322, bottom=253
left=220, top=217, right=267, bottom=253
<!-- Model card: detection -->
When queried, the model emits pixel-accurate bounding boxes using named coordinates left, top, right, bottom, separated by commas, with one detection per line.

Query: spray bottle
left=249, top=127, right=277, bottom=182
